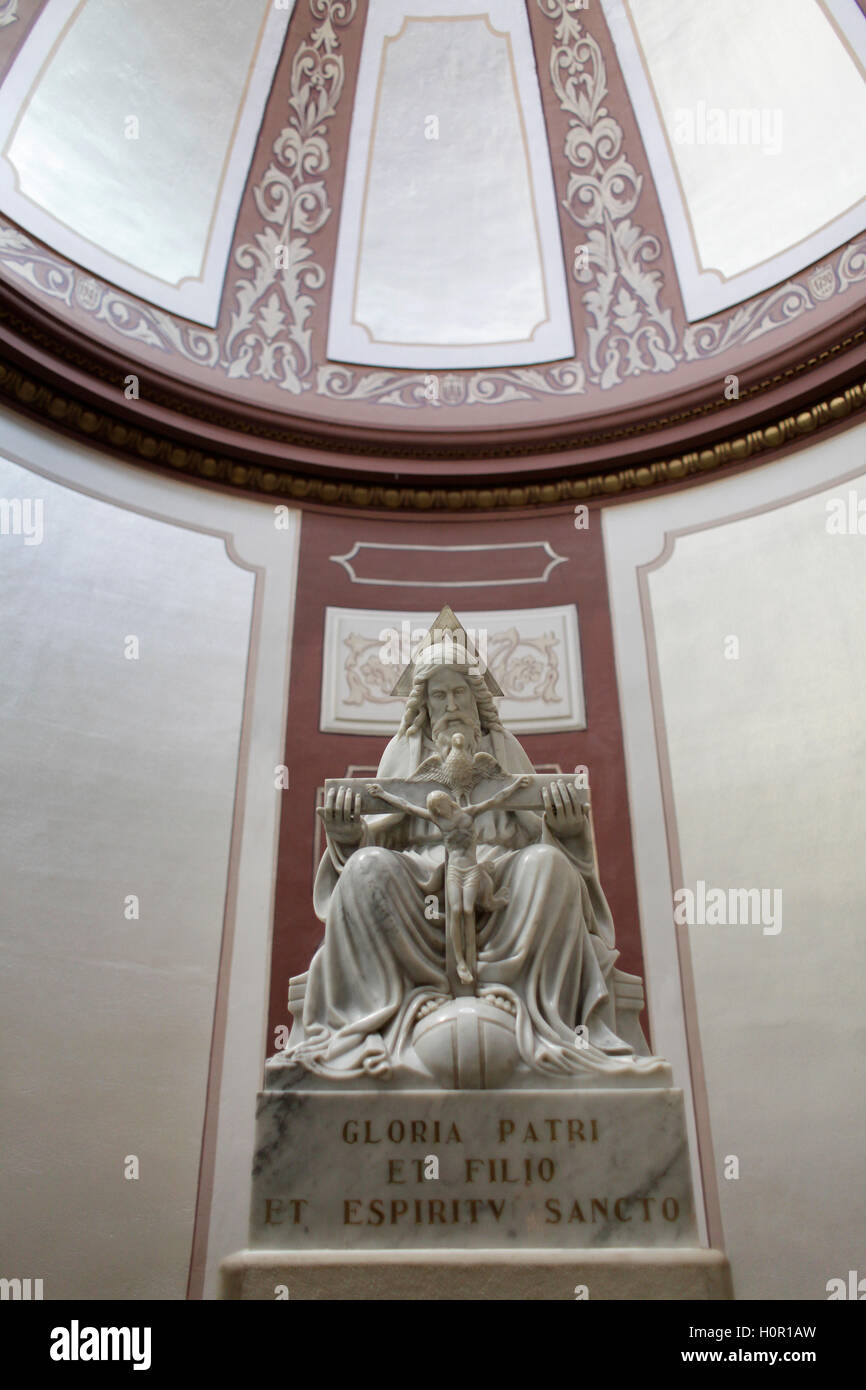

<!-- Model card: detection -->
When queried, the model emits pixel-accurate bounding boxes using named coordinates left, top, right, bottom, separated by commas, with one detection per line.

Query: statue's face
left=426, top=668, right=480, bottom=749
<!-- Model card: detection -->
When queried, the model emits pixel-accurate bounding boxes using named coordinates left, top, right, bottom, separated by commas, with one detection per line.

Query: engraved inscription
left=252, top=1095, right=697, bottom=1250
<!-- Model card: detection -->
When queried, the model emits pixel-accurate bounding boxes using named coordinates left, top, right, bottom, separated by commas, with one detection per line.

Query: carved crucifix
left=321, top=764, right=589, bottom=997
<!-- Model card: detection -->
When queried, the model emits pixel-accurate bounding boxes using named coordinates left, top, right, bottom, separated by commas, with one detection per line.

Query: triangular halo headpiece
left=389, top=604, right=504, bottom=698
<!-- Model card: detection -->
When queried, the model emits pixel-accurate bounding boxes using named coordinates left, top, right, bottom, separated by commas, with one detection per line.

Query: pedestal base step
left=220, top=1247, right=732, bottom=1301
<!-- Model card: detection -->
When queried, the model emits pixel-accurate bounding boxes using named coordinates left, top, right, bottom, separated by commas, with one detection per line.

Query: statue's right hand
left=318, top=784, right=364, bottom=846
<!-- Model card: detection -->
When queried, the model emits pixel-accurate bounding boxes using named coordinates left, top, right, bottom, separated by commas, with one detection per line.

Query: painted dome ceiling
left=0, top=0, right=864, bottom=499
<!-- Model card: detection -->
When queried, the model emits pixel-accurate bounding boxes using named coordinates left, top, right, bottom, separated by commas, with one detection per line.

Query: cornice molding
left=0, top=340, right=863, bottom=510
left=0, top=274, right=865, bottom=472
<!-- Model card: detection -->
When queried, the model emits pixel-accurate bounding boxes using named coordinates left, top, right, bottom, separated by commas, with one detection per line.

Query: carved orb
left=413, top=998, right=519, bottom=1089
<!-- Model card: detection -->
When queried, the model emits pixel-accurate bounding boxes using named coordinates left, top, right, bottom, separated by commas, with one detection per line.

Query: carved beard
left=430, top=708, right=481, bottom=757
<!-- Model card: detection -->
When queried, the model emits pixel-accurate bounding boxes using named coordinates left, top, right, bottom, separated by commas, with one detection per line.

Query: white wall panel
left=328, top=0, right=574, bottom=369
left=0, top=0, right=294, bottom=324
left=602, top=0, right=866, bottom=318
left=604, top=420, right=866, bottom=1298
left=0, top=414, right=300, bottom=1298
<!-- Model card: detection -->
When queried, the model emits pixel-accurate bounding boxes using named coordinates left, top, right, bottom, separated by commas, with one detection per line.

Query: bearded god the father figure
left=278, top=613, right=666, bottom=1089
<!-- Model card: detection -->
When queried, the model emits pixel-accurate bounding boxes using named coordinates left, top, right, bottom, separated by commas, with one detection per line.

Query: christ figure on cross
left=367, top=774, right=532, bottom=988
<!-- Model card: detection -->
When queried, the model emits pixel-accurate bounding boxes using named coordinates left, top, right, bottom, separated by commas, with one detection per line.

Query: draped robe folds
left=285, top=724, right=660, bottom=1081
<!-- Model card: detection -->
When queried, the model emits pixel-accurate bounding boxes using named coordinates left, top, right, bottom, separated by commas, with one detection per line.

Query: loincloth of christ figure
left=279, top=638, right=666, bottom=1085
left=366, top=775, right=531, bottom=986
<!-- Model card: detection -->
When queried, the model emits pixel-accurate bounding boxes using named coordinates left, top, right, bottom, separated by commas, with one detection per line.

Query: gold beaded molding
left=0, top=357, right=864, bottom=510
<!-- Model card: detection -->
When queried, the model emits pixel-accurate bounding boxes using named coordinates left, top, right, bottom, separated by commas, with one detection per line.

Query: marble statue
left=221, top=607, right=726, bottom=1295
left=276, top=608, right=667, bottom=1089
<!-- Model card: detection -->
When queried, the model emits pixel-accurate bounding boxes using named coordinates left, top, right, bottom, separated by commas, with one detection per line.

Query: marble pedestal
left=220, top=1087, right=731, bottom=1299
left=220, top=1247, right=732, bottom=1300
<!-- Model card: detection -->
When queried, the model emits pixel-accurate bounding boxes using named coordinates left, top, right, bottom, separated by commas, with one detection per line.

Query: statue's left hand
left=541, top=779, right=586, bottom=839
